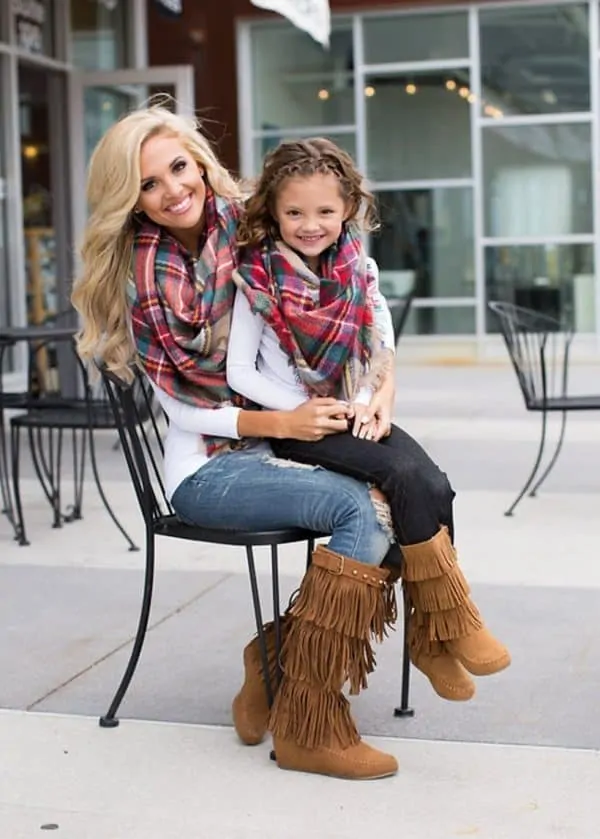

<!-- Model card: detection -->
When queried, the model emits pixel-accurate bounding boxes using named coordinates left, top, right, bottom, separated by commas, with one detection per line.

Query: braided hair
left=237, top=137, right=378, bottom=248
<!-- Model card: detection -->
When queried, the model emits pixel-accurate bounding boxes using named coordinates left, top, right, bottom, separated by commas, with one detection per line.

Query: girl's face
left=137, top=133, right=206, bottom=250
left=274, top=173, right=347, bottom=270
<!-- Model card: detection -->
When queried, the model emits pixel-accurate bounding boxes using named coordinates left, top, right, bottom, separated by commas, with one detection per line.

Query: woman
left=72, top=105, right=399, bottom=781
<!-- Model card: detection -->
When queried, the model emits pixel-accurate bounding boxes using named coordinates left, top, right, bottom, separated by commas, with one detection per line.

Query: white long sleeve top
left=152, top=259, right=393, bottom=499
left=227, top=257, right=395, bottom=411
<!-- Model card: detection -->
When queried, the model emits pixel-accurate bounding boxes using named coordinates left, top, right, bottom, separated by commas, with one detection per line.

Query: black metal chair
left=98, top=367, right=413, bottom=728
left=7, top=335, right=138, bottom=549
left=389, top=292, right=415, bottom=346
left=488, top=301, right=600, bottom=516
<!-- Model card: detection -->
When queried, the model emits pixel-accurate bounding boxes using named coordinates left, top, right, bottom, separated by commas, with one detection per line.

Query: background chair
left=389, top=291, right=415, bottom=347
left=488, top=301, right=600, bottom=516
left=8, top=335, right=138, bottom=549
left=98, top=367, right=413, bottom=729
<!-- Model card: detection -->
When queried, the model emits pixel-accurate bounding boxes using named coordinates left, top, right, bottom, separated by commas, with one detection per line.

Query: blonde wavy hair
left=71, top=105, right=241, bottom=380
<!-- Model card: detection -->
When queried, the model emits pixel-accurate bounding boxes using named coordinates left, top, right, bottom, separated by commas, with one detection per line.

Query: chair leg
left=245, top=544, right=274, bottom=707
left=305, top=537, right=315, bottom=571
left=505, top=408, right=549, bottom=517
left=28, top=427, right=57, bottom=515
left=64, top=429, right=85, bottom=522
left=270, top=544, right=283, bottom=688
left=88, top=423, right=138, bottom=551
left=528, top=410, right=567, bottom=498
left=394, top=587, right=414, bottom=718
left=10, top=423, right=29, bottom=546
left=99, top=525, right=156, bottom=728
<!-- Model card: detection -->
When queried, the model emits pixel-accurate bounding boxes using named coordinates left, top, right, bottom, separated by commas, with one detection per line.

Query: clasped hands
left=288, top=380, right=394, bottom=443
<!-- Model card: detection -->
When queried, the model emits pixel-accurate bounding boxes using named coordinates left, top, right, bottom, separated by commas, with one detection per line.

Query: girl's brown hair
left=237, top=137, right=378, bottom=248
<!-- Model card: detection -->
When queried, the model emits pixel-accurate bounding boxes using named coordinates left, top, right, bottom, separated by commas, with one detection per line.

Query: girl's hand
left=281, top=398, right=350, bottom=441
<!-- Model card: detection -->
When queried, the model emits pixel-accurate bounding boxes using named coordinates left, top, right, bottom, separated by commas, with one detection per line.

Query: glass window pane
left=480, top=4, right=590, bottom=116
left=364, top=12, right=468, bottom=64
left=483, top=123, right=592, bottom=237
left=402, top=307, right=475, bottom=336
left=485, top=243, right=594, bottom=333
left=13, top=0, right=54, bottom=57
left=370, top=188, right=474, bottom=299
left=252, top=133, right=356, bottom=173
left=251, top=21, right=354, bottom=131
left=70, top=0, right=128, bottom=70
left=366, top=70, right=471, bottom=181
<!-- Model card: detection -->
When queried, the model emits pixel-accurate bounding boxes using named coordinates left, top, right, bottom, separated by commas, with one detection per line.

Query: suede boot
left=232, top=618, right=288, bottom=746
left=268, top=546, right=398, bottom=780
left=402, top=527, right=510, bottom=692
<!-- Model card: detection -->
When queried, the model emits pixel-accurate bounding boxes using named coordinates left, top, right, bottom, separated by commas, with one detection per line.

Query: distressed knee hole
left=263, top=455, right=318, bottom=471
left=369, top=487, right=395, bottom=542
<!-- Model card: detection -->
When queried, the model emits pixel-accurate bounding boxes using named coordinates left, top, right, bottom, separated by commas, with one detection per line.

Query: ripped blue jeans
left=171, top=443, right=392, bottom=565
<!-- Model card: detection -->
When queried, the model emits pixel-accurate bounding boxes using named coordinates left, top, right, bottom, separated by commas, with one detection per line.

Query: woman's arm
left=227, top=291, right=305, bottom=410
left=152, top=370, right=350, bottom=443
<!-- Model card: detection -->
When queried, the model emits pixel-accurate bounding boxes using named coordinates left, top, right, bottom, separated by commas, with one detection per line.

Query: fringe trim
left=290, top=562, right=387, bottom=641
left=281, top=620, right=376, bottom=696
left=247, top=617, right=289, bottom=682
left=401, top=526, right=456, bottom=582
left=407, top=600, right=483, bottom=644
left=405, top=563, right=470, bottom=613
left=371, top=583, right=398, bottom=641
left=268, top=677, right=360, bottom=750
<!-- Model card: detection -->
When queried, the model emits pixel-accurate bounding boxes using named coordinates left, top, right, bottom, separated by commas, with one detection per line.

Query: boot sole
left=411, top=659, right=476, bottom=701
left=275, top=759, right=398, bottom=781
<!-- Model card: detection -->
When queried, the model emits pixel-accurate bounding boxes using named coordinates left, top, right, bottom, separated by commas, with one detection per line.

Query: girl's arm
left=227, top=290, right=305, bottom=410
left=153, top=379, right=350, bottom=442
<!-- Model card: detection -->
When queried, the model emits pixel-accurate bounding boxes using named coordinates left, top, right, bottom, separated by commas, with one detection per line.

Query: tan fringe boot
left=232, top=618, right=288, bottom=745
left=268, top=545, right=398, bottom=780
left=402, top=527, right=510, bottom=690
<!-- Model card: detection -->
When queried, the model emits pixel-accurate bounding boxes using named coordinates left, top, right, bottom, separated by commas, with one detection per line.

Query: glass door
left=69, top=66, right=195, bottom=254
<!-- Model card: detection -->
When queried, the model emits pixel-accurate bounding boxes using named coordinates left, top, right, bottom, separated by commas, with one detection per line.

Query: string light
left=317, top=88, right=330, bottom=101
left=445, top=80, right=457, bottom=91
left=405, top=83, right=417, bottom=95
left=364, top=85, right=376, bottom=98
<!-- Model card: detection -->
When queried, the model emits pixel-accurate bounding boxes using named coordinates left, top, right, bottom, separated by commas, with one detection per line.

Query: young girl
left=228, top=137, right=511, bottom=710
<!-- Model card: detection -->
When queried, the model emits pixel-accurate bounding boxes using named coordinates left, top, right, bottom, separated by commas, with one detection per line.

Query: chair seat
left=11, top=404, right=116, bottom=430
left=154, top=514, right=326, bottom=547
left=529, top=394, right=600, bottom=411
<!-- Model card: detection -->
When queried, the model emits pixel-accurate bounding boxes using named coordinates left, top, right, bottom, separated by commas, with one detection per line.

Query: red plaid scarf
left=129, top=190, right=250, bottom=455
left=234, top=227, right=384, bottom=400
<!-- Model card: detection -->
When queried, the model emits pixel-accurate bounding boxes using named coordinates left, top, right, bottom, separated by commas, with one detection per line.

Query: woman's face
left=137, top=133, right=206, bottom=248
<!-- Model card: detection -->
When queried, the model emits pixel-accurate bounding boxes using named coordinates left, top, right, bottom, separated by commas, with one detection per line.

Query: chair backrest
left=488, top=301, right=573, bottom=408
left=389, top=292, right=415, bottom=346
left=99, top=366, right=173, bottom=527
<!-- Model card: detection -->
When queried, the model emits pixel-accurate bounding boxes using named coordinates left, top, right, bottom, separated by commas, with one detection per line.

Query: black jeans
left=270, top=424, right=455, bottom=546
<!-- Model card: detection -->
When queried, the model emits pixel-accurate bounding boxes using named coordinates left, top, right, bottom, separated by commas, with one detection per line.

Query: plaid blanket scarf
left=233, top=227, right=384, bottom=401
left=129, top=189, right=249, bottom=455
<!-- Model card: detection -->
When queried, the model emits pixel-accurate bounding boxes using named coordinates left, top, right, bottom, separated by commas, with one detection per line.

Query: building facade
left=0, top=0, right=192, bottom=385
left=2, top=1, right=599, bottom=371
left=238, top=0, right=599, bottom=356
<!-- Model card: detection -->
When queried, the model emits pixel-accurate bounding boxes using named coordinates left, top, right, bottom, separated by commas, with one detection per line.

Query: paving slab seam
left=25, top=572, right=233, bottom=711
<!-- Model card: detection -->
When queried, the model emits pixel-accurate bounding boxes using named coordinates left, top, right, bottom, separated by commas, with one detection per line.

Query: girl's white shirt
left=151, top=258, right=394, bottom=498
